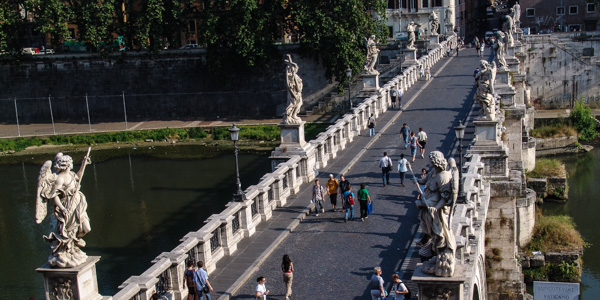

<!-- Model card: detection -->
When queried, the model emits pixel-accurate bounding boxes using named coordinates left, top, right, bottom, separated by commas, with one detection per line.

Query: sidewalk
left=204, top=48, right=482, bottom=300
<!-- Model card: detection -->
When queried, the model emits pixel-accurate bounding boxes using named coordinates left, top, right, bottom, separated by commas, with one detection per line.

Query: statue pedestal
left=404, top=49, right=417, bottom=64
left=470, top=120, right=509, bottom=178
left=412, top=264, right=466, bottom=300
left=429, top=35, right=439, bottom=47
left=495, top=69, right=511, bottom=86
left=37, top=256, right=103, bottom=300
left=278, top=121, right=306, bottom=147
left=474, top=119, right=500, bottom=144
left=361, top=73, right=380, bottom=92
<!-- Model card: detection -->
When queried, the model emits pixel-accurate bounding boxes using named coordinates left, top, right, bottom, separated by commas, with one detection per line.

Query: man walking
left=397, top=153, right=411, bottom=186
left=326, top=174, right=339, bottom=211
left=194, top=261, right=213, bottom=300
left=400, top=123, right=411, bottom=149
left=397, top=86, right=404, bottom=110
left=339, top=175, right=350, bottom=209
left=311, top=179, right=326, bottom=216
left=417, top=127, right=428, bottom=158
left=368, top=114, right=376, bottom=136
left=379, top=152, right=393, bottom=187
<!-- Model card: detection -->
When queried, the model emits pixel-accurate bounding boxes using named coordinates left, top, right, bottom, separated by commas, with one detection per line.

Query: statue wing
left=35, top=160, right=56, bottom=224
left=490, top=61, right=497, bottom=94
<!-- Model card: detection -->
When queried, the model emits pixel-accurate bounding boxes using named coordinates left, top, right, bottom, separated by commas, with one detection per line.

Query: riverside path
left=205, top=48, right=485, bottom=300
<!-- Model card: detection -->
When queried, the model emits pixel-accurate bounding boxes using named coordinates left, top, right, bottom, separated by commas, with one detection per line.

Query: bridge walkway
left=211, top=48, right=483, bottom=300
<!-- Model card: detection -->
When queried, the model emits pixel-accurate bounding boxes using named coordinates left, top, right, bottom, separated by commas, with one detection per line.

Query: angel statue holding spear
left=36, top=148, right=92, bottom=268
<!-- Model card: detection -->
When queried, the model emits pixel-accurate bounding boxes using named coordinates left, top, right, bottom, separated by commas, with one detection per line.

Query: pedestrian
left=255, top=276, right=270, bottom=300
left=311, top=179, right=326, bottom=216
left=391, top=273, right=409, bottom=300
left=456, top=43, right=459, bottom=56
left=194, top=261, right=213, bottom=300
left=339, top=174, right=350, bottom=210
left=397, top=154, right=411, bottom=186
left=475, top=41, right=481, bottom=57
left=390, top=87, right=398, bottom=108
left=357, top=183, right=371, bottom=221
left=473, top=67, right=480, bottom=78
left=379, top=152, right=393, bottom=186
left=400, top=123, right=411, bottom=149
left=409, top=131, right=421, bottom=163
left=370, top=267, right=386, bottom=300
left=446, top=45, right=452, bottom=57
left=416, top=168, right=427, bottom=200
left=417, top=127, right=428, bottom=158
left=368, top=114, right=376, bottom=136
left=343, top=184, right=355, bottom=222
left=281, top=255, right=294, bottom=300
left=326, top=174, right=339, bottom=211
left=397, top=86, right=404, bottom=110
left=184, top=260, right=199, bottom=300
left=480, top=42, right=485, bottom=57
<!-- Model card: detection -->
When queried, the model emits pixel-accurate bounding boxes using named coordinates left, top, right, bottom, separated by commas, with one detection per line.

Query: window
left=556, top=6, right=565, bottom=15
left=422, top=0, right=429, bottom=8
left=587, top=3, right=596, bottom=13
left=526, top=8, right=535, bottom=17
left=569, top=5, right=578, bottom=15
left=401, top=0, right=407, bottom=8
left=433, top=0, right=442, bottom=6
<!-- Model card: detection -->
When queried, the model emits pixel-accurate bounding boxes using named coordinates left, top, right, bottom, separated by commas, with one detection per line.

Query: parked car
left=484, top=31, right=495, bottom=45
left=22, top=47, right=39, bottom=55
left=179, top=44, right=199, bottom=49
left=395, top=32, right=408, bottom=40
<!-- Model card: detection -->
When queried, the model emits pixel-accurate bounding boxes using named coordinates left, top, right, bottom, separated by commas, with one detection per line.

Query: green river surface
left=541, top=145, right=600, bottom=299
left=0, top=145, right=271, bottom=300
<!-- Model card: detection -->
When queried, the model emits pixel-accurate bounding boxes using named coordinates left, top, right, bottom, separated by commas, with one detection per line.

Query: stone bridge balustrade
left=104, top=36, right=456, bottom=300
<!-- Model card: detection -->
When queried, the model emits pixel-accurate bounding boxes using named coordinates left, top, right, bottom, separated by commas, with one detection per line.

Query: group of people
left=184, top=260, right=213, bottom=300
left=400, top=124, right=428, bottom=162
left=369, top=267, right=410, bottom=300
left=252, top=254, right=295, bottom=300
left=473, top=37, right=486, bottom=57
left=312, top=175, right=373, bottom=222
left=389, top=85, right=404, bottom=109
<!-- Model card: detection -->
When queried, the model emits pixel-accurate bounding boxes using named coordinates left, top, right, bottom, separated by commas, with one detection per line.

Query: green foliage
left=528, top=158, right=564, bottom=178
left=66, top=0, right=115, bottom=54
left=305, top=123, right=330, bottom=141
left=524, top=215, right=585, bottom=253
left=290, top=0, right=388, bottom=88
left=569, top=99, right=598, bottom=142
left=530, top=124, right=577, bottom=139
left=523, top=261, right=581, bottom=283
left=0, top=1, right=27, bottom=53
left=30, top=0, right=73, bottom=50
left=552, top=186, right=565, bottom=198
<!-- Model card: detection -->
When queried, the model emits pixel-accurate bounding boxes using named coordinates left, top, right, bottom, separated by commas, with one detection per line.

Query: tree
left=0, top=1, right=27, bottom=53
left=66, top=0, right=116, bottom=53
left=29, top=0, right=73, bottom=51
left=289, top=0, right=388, bottom=89
left=569, top=99, right=598, bottom=142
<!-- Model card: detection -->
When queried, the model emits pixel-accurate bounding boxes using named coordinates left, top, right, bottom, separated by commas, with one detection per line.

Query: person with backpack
left=311, top=179, right=326, bottom=216
left=379, top=152, right=393, bottom=187
left=338, top=175, right=350, bottom=210
left=343, top=184, right=355, bottom=222
left=397, top=154, right=411, bottom=187
left=391, top=273, right=409, bottom=300
left=183, top=260, right=199, bottom=300
left=368, top=114, right=376, bottom=136
left=357, top=183, right=371, bottom=221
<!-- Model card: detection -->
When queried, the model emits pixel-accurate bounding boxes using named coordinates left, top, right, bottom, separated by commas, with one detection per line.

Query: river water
left=542, top=146, right=600, bottom=299
left=0, top=146, right=271, bottom=300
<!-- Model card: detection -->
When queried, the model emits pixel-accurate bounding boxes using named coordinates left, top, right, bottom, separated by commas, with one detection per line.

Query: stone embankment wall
left=524, top=32, right=600, bottom=109
left=0, top=48, right=330, bottom=123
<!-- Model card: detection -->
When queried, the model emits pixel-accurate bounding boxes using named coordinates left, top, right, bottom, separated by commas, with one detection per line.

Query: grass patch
left=527, top=158, right=564, bottom=178
left=531, top=124, right=577, bottom=139
left=523, top=215, right=585, bottom=253
left=523, top=261, right=581, bottom=283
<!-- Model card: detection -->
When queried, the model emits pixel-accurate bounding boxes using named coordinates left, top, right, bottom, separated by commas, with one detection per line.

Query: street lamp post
left=346, top=66, right=352, bottom=110
left=454, top=120, right=466, bottom=197
left=229, top=123, right=246, bottom=202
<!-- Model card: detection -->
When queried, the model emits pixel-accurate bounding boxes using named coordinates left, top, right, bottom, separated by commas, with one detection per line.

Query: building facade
left=519, top=0, right=599, bottom=33
left=385, top=0, right=457, bottom=39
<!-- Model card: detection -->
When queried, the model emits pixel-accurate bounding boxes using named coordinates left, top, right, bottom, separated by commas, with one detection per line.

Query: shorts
left=329, top=193, right=338, bottom=206
left=419, top=141, right=427, bottom=148
left=411, top=146, right=417, bottom=156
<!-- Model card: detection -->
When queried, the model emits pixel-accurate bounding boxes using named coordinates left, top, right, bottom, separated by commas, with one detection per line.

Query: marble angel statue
left=513, top=2, right=521, bottom=24
left=474, top=60, right=497, bottom=121
left=494, top=31, right=508, bottom=70
left=407, top=22, right=417, bottom=50
left=363, top=35, right=380, bottom=75
left=429, top=11, right=440, bottom=35
left=416, top=151, right=457, bottom=277
left=36, top=148, right=92, bottom=268
left=284, top=54, right=303, bottom=124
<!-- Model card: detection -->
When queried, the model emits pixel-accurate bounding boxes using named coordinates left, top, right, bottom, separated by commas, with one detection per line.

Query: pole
left=122, top=91, right=128, bottom=130
left=348, top=80, right=351, bottom=110
left=48, top=95, right=56, bottom=135
left=233, top=140, right=244, bottom=201
left=457, top=138, right=463, bottom=197
left=85, top=94, right=92, bottom=132
left=14, top=97, right=21, bottom=137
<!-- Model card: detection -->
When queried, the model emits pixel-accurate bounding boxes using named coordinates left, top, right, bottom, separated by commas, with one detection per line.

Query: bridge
left=38, top=32, right=538, bottom=300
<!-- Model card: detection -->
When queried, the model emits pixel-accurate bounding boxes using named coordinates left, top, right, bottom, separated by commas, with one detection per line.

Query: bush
left=524, top=215, right=585, bottom=253
left=523, top=261, right=581, bottom=283
left=528, top=158, right=564, bottom=178
left=531, top=124, right=577, bottom=139
left=569, top=99, right=598, bottom=141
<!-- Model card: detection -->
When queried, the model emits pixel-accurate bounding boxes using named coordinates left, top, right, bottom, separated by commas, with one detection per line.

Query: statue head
left=55, top=154, right=74, bottom=172
left=429, top=151, right=447, bottom=171
left=448, top=157, right=457, bottom=170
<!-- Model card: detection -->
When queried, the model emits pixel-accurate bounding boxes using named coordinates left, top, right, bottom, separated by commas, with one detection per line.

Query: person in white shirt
left=379, top=152, right=393, bottom=186
left=397, top=154, right=411, bottom=186
left=391, top=273, right=409, bottom=300
left=255, top=276, right=269, bottom=300
left=417, top=128, right=428, bottom=159
left=397, top=86, right=404, bottom=110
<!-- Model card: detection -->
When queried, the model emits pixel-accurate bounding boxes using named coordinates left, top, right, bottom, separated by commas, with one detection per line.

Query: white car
left=179, top=44, right=199, bottom=49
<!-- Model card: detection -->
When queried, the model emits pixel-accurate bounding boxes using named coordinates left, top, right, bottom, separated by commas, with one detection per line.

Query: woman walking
left=255, top=276, right=270, bottom=300
left=409, top=131, right=421, bottom=163
left=357, top=183, right=371, bottom=221
left=370, top=267, right=386, bottom=300
left=184, top=260, right=199, bottom=300
left=397, top=154, right=411, bottom=187
left=281, top=255, right=294, bottom=300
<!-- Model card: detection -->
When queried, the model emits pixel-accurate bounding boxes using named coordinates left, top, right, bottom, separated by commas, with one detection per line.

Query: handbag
left=202, top=286, right=210, bottom=294
left=367, top=202, right=373, bottom=215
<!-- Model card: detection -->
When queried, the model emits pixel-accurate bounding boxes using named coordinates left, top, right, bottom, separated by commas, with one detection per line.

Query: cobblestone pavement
left=216, top=49, right=483, bottom=300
